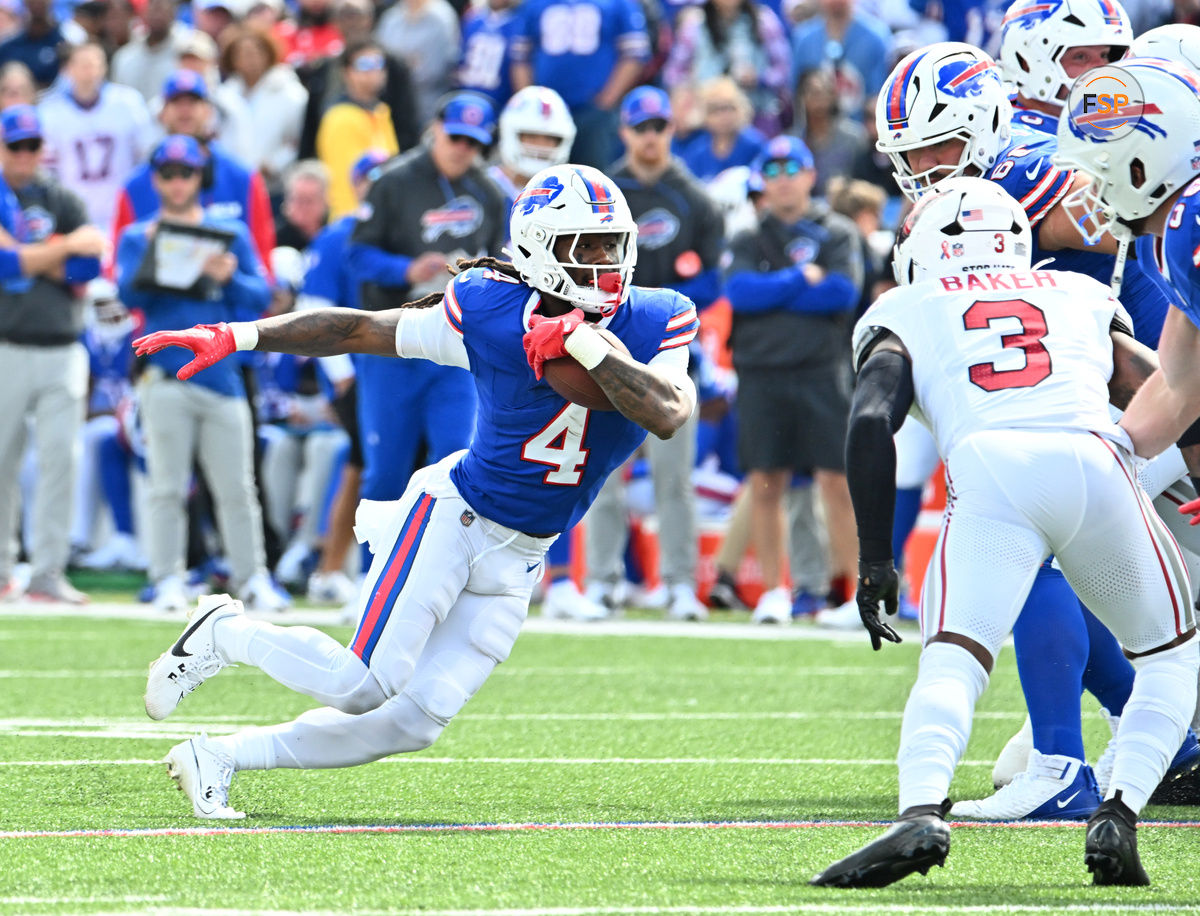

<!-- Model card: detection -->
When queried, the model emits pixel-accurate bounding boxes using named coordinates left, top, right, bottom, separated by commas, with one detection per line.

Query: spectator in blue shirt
left=456, top=0, right=521, bottom=108
left=675, top=76, right=766, bottom=183
left=115, top=135, right=283, bottom=614
left=510, top=0, right=650, bottom=168
left=0, top=0, right=66, bottom=88
left=791, top=0, right=893, bottom=122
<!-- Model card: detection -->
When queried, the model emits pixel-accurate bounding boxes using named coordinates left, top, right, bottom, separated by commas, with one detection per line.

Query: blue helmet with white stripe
left=509, top=164, right=637, bottom=316
left=876, top=43, right=1013, bottom=201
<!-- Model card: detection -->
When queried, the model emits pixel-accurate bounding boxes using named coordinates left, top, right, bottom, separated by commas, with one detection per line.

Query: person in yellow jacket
left=316, top=39, right=400, bottom=218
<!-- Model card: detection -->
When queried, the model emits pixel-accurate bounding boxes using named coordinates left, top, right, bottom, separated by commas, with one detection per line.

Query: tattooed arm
left=254, top=307, right=403, bottom=357
left=590, top=347, right=696, bottom=441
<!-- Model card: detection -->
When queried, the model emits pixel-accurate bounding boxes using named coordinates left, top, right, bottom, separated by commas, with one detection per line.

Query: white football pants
left=210, top=452, right=553, bottom=771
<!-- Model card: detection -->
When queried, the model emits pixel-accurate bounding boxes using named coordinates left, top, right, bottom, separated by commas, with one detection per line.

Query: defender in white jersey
left=39, top=43, right=154, bottom=230
left=811, top=178, right=1199, bottom=889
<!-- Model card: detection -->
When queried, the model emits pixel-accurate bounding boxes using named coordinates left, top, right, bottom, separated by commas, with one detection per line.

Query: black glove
left=856, top=559, right=902, bottom=651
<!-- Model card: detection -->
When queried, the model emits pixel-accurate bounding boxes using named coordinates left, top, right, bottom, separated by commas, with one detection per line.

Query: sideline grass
left=1, top=610, right=1198, bottom=914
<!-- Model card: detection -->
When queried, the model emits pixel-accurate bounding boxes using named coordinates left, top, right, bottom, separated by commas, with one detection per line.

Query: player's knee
left=406, top=659, right=477, bottom=725
left=919, top=640, right=990, bottom=697
left=327, top=656, right=389, bottom=714
left=390, top=690, right=446, bottom=751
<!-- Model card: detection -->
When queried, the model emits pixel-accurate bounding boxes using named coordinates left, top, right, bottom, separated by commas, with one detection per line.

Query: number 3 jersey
left=852, top=268, right=1130, bottom=459
left=394, top=266, right=698, bottom=534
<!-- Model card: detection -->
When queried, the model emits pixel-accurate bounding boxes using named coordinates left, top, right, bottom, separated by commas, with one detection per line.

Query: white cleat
left=307, top=570, right=360, bottom=606
left=993, top=715, right=1034, bottom=789
left=153, top=575, right=189, bottom=613
left=813, top=597, right=865, bottom=630
left=542, top=579, right=610, bottom=620
left=145, top=594, right=243, bottom=720
left=165, top=734, right=245, bottom=819
left=951, top=750, right=1100, bottom=820
left=752, top=586, right=793, bottom=625
left=239, top=572, right=291, bottom=612
left=667, top=583, right=708, bottom=621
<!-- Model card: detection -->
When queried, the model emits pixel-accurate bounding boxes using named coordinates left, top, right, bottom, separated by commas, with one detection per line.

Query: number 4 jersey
left=394, top=266, right=698, bottom=534
left=852, top=268, right=1130, bottom=459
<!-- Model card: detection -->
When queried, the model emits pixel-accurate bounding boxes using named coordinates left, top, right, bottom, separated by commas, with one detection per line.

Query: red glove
left=522, top=308, right=585, bottom=380
left=1178, top=495, right=1200, bottom=526
left=133, top=322, right=237, bottom=381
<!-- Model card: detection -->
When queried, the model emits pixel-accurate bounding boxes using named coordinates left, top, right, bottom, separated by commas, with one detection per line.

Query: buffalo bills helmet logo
left=636, top=207, right=680, bottom=249
left=786, top=237, right=819, bottom=265
left=935, top=59, right=1000, bottom=98
left=515, top=176, right=565, bottom=215
left=1002, top=0, right=1062, bottom=30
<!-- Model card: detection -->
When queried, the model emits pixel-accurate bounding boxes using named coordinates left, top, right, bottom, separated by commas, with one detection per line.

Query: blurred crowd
left=0, top=0, right=1193, bottom=620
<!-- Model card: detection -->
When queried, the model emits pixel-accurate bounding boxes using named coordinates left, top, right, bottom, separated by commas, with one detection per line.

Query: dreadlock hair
left=401, top=256, right=524, bottom=309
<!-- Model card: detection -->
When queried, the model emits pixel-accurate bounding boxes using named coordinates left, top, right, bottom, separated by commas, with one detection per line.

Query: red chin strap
left=597, top=272, right=623, bottom=295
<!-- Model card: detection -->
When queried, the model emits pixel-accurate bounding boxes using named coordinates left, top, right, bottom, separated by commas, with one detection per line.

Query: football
left=543, top=328, right=630, bottom=411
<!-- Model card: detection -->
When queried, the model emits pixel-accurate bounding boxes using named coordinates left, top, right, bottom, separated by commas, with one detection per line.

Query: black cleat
left=707, top=572, right=747, bottom=611
left=810, top=800, right=951, bottom=888
left=1085, top=792, right=1150, bottom=886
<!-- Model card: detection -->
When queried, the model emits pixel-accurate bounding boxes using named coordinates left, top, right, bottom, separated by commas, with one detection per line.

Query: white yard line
left=0, top=602, right=912, bottom=643
left=0, top=756, right=992, bottom=767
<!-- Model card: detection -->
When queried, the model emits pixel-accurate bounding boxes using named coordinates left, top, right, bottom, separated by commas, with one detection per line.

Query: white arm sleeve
left=648, top=345, right=698, bottom=418
left=394, top=304, right=471, bottom=369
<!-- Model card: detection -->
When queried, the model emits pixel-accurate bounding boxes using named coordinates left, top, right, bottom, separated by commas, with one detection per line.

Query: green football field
left=2, top=605, right=1199, bottom=915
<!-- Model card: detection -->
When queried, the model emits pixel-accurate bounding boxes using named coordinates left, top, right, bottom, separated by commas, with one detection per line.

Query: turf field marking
left=0, top=756, right=1081, bottom=767
left=3, top=818, right=1198, bottom=840
left=0, top=603, right=901, bottom=642
left=70, top=908, right=1200, bottom=916
left=74, top=907, right=1200, bottom=916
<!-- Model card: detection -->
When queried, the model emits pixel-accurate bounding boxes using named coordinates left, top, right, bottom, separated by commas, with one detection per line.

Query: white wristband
left=563, top=322, right=611, bottom=370
left=230, top=321, right=259, bottom=351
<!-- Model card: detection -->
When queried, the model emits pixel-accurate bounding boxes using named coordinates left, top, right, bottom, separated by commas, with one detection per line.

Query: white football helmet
left=498, top=86, right=577, bottom=180
left=999, top=0, right=1131, bottom=106
left=509, top=164, right=637, bottom=316
left=876, top=43, right=1013, bottom=201
left=1053, top=58, right=1200, bottom=240
left=893, top=177, right=1033, bottom=285
left=1131, top=23, right=1200, bottom=72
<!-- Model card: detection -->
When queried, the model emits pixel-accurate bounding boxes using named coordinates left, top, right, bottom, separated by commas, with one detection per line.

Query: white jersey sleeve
left=852, top=269, right=1125, bottom=459
left=394, top=299, right=471, bottom=369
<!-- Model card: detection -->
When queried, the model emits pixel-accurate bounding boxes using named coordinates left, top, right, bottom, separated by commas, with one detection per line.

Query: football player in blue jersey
left=133, top=164, right=700, bottom=819
left=998, top=0, right=1131, bottom=138
left=1056, top=57, right=1200, bottom=538
left=873, top=42, right=1200, bottom=820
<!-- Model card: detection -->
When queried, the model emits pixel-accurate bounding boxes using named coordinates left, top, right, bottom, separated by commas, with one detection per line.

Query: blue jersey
left=458, top=7, right=521, bottom=108
left=987, top=124, right=1171, bottom=345
left=1010, top=105, right=1059, bottom=137
left=1138, top=177, right=1200, bottom=332
left=302, top=215, right=359, bottom=310
left=509, top=0, right=649, bottom=109
left=445, top=268, right=698, bottom=533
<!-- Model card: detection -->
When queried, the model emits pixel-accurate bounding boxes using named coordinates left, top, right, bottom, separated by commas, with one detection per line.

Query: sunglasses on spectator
left=705, top=102, right=738, bottom=114
left=156, top=164, right=199, bottom=180
left=5, top=138, right=40, bottom=153
left=446, top=133, right=485, bottom=150
left=351, top=53, right=385, bottom=72
left=762, top=159, right=804, bottom=178
left=630, top=118, right=669, bottom=134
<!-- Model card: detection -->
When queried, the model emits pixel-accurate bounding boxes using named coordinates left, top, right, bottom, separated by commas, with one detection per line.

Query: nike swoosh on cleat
left=1056, top=790, right=1082, bottom=808
left=526, top=562, right=539, bottom=573
left=169, top=605, right=224, bottom=658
